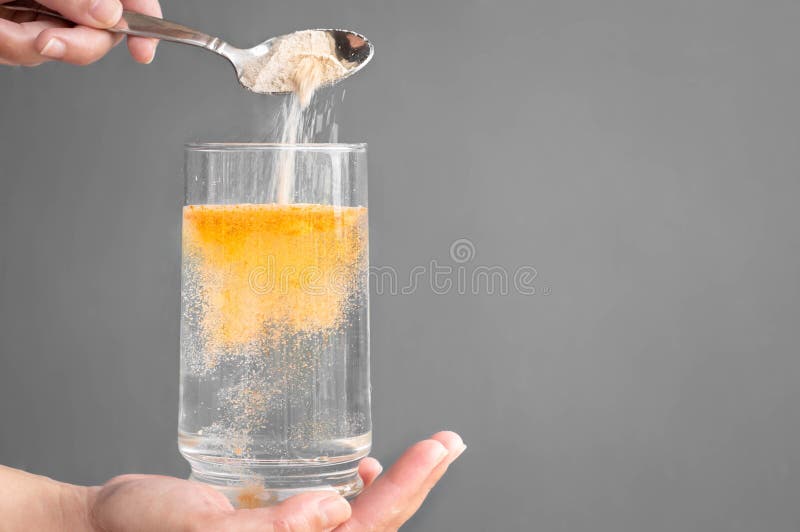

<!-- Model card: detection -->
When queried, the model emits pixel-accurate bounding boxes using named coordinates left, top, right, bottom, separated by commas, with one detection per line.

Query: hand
left=0, top=0, right=161, bottom=66
left=89, top=431, right=466, bottom=532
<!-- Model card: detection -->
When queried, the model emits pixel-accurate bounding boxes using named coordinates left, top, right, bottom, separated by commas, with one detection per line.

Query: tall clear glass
left=179, top=143, right=370, bottom=506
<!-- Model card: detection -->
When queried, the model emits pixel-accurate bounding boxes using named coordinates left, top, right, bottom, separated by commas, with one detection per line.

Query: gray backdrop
left=2, top=0, right=800, bottom=530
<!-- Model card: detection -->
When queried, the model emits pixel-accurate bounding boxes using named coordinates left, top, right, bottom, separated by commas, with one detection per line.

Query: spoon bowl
left=225, top=29, right=374, bottom=94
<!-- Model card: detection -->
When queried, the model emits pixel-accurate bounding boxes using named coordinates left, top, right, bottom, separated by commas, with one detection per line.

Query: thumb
left=219, top=491, right=352, bottom=532
left=36, top=0, right=122, bottom=28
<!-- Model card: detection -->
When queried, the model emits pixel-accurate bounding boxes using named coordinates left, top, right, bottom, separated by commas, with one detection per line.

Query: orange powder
left=183, top=203, right=368, bottom=355
left=236, top=483, right=267, bottom=509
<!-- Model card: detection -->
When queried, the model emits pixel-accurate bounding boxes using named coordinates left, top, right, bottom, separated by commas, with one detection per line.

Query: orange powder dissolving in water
left=183, top=204, right=368, bottom=353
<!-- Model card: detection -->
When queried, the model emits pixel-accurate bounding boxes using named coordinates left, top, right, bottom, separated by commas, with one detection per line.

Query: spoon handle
left=2, top=0, right=232, bottom=52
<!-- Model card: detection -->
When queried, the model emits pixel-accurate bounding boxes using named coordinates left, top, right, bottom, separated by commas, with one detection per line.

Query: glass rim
left=185, top=142, right=367, bottom=152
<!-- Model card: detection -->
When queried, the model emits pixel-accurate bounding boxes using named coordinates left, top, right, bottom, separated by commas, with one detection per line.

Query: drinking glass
left=179, top=143, right=370, bottom=506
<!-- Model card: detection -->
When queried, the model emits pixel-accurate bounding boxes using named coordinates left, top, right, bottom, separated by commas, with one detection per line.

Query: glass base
left=188, top=465, right=364, bottom=508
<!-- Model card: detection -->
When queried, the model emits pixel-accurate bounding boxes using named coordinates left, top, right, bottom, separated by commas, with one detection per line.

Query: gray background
left=2, top=0, right=800, bottom=530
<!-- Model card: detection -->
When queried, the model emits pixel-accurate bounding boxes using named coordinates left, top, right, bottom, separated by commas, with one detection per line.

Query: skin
left=0, top=0, right=161, bottom=66
left=0, top=431, right=466, bottom=531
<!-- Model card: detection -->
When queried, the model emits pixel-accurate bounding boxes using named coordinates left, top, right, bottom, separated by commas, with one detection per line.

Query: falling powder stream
left=263, top=32, right=349, bottom=204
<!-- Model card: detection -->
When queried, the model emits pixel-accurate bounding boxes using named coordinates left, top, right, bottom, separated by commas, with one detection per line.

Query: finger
left=401, top=431, right=466, bottom=514
left=422, top=431, right=466, bottom=492
left=35, top=25, right=117, bottom=65
left=338, top=432, right=466, bottom=532
left=218, top=491, right=351, bottom=532
left=121, top=0, right=161, bottom=63
left=0, top=17, right=63, bottom=66
left=36, top=0, right=122, bottom=28
left=335, top=438, right=450, bottom=532
left=358, top=457, right=383, bottom=489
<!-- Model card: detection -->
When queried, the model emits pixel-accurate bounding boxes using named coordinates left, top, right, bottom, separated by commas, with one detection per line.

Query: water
left=178, top=203, right=370, bottom=505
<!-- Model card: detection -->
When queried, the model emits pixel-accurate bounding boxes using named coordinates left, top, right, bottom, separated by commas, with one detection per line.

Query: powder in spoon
left=241, top=30, right=348, bottom=105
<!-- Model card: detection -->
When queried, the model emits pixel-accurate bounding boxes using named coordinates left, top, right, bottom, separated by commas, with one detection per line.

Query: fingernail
left=145, top=42, right=158, bottom=64
left=319, top=495, right=350, bottom=526
left=40, top=38, right=66, bottom=59
left=451, top=443, right=467, bottom=460
left=90, top=0, right=122, bottom=27
left=432, top=441, right=449, bottom=463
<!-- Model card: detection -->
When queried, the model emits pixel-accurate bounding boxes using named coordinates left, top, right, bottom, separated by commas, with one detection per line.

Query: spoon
left=2, top=0, right=374, bottom=94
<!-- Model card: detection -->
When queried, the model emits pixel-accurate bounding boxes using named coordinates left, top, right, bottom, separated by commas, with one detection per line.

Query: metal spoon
left=2, top=0, right=374, bottom=94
